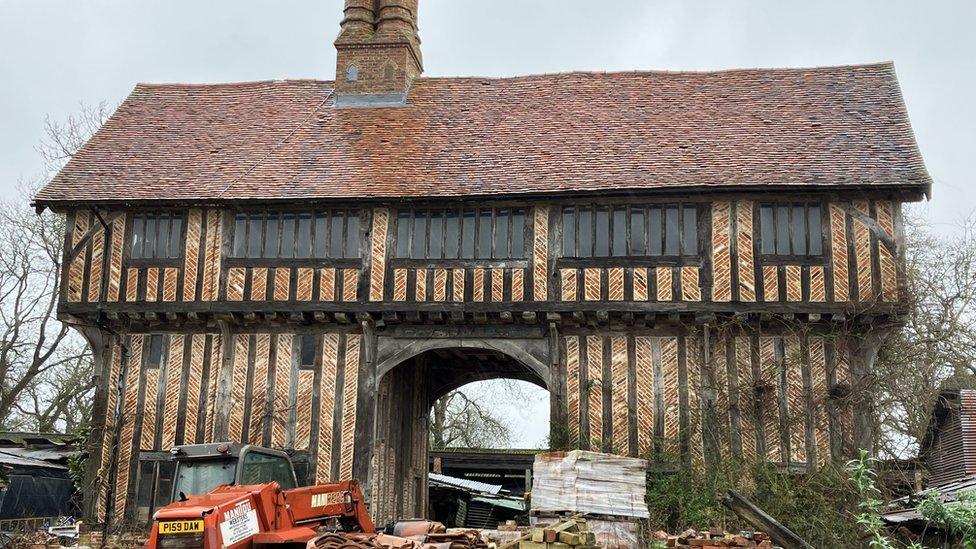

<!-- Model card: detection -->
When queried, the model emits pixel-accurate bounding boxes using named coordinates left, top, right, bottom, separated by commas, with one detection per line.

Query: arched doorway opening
left=371, top=345, right=551, bottom=524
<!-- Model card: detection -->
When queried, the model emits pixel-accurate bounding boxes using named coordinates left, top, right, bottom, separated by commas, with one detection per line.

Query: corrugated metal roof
left=471, top=496, right=525, bottom=512
left=0, top=450, right=67, bottom=470
left=881, top=475, right=976, bottom=524
left=0, top=447, right=74, bottom=463
left=428, top=472, right=503, bottom=495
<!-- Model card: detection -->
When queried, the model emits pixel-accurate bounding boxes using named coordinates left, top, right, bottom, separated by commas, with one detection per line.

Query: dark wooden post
left=76, top=325, right=116, bottom=525
left=847, top=330, right=884, bottom=455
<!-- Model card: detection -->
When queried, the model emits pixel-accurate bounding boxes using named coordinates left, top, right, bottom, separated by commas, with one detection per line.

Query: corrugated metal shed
left=428, top=472, right=503, bottom=495
left=881, top=475, right=976, bottom=524
left=0, top=450, right=67, bottom=470
left=920, top=390, right=976, bottom=486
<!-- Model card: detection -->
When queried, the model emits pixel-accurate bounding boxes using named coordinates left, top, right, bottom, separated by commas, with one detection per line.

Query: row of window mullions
left=234, top=211, right=358, bottom=259
left=759, top=203, right=823, bottom=257
left=633, top=204, right=676, bottom=257
left=400, top=207, right=524, bottom=260
left=132, top=213, right=182, bottom=260
left=564, top=203, right=696, bottom=258
left=787, top=204, right=821, bottom=256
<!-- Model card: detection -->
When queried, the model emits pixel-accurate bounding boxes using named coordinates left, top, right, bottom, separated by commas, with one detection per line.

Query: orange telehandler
left=145, top=442, right=485, bottom=549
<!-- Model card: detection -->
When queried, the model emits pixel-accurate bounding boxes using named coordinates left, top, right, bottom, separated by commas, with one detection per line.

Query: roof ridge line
left=129, top=61, right=897, bottom=90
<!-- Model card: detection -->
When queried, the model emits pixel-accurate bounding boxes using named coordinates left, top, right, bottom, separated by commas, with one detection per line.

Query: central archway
left=370, top=343, right=551, bottom=524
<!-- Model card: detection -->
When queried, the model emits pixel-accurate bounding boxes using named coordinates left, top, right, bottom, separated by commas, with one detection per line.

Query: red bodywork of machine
left=146, top=479, right=376, bottom=548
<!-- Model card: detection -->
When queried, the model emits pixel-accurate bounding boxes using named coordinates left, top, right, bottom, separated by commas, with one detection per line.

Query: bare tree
left=0, top=103, right=109, bottom=432
left=430, top=389, right=512, bottom=449
left=429, top=380, right=543, bottom=449
left=873, top=211, right=976, bottom=458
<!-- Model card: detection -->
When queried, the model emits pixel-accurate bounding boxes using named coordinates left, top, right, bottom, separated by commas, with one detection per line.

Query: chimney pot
left=334, top=0, right=422, bottom=104
left=337, top=0, right=376, bottom=40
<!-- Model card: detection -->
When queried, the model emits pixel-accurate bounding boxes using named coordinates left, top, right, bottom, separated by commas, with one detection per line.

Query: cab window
left=239, top=451, right=296, bottom=489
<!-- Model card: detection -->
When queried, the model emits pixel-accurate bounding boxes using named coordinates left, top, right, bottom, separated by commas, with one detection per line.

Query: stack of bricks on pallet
left=531, top=451, right=649, bottom=518
left=654, top=527, right=778, bottom=548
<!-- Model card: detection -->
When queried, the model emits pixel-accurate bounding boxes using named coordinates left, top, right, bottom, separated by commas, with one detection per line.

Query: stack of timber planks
left=519, top=517, right=598, bottom=549
left=652, top=528, right=778, bottom=548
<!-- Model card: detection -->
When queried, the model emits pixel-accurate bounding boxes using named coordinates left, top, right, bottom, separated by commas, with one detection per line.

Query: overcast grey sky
left=2, top=0, right=973, bottom=446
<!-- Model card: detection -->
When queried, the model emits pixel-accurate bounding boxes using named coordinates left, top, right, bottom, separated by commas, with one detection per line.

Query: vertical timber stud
left=213, top=322, right=235, bottom=440
left=808, top=336, right=830, bottom=467
left=354, top=322, right=376, bottom=494
left=758, top=337, right=781, bottom=463
left=201, top=209, right=223, bottom=301
left=549, top=323, right=568, bottom=451
left=736, top=336, right=757, bottom=464
left=785, top=336, right=806, bottom=465
left=93, top=340, right=122, bottom=523
left=712, top=335, right=730, bottom=459
left=848, top=332, right=881, bottom=454
left=685, top=335, right=704, bottom=470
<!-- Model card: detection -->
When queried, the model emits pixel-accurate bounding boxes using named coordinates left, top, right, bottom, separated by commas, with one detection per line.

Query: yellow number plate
left=158, top=519, right=204, bottom=534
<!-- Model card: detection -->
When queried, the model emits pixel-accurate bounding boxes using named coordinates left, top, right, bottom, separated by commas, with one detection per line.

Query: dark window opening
left=611, top=207, right=627, bottom=257
left=262, top=215, right=278, bottom=258
left=232, top=210, right=361, bottom=259
left=130, top=212, right=183, bottom=260
left=561, top=203, right=699, bottom=258
left=445, top=210, right=460, bottom=258
left=296, top=213, right=313, bottom=259
left=299, top=335, right=316, bottom=370
left=147, top=335, right=164, bottom=369
left=461, top=210, right=476, bottom=259
left=759, top=203, right=823, bottom=257
left=396, top=207, right=527, bottom=260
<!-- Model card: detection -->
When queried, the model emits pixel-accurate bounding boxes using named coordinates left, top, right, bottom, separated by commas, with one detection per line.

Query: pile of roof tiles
left=652, top=527, right=779, bottom=548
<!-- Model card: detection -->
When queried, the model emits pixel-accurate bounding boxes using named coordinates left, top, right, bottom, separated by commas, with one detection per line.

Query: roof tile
left=34, top=63, right=931, bottom=205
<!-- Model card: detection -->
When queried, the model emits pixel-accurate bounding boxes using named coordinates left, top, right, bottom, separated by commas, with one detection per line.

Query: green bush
left=918, top=492, right=976, bottom=548
left=644, top=459, right=862, bottom=547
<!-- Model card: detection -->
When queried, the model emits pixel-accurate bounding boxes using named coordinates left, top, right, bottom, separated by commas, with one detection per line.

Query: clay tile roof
left=34, top=62, right=931, bottom=206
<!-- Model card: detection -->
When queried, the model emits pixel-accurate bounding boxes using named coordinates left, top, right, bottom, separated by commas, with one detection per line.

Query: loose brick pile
left=653, top=527, right=778, bottom=548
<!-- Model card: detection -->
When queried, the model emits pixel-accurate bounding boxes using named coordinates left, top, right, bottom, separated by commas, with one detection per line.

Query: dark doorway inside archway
left=371, top=347, right=551, bottom=525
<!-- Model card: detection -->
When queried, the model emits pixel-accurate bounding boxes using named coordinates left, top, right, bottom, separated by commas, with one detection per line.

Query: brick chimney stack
left=334, top=0, right=423, bottom=106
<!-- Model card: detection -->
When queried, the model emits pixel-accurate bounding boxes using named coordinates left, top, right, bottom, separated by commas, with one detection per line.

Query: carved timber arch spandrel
left=373, top=336, right=550, bottom=388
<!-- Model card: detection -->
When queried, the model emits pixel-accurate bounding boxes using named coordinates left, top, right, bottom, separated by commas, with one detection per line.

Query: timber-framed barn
left=33, top=0, right=932, bottom=528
